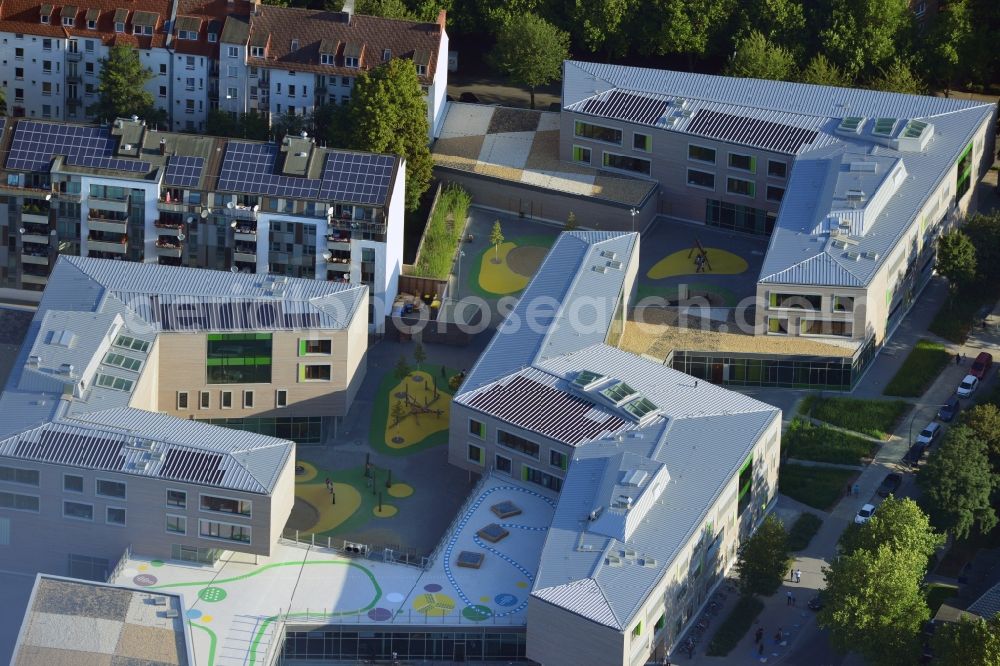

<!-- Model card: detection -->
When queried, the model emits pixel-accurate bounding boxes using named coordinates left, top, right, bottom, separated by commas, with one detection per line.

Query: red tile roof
left=0, top=0, right=173, bottom=48
left=245, top=7, right=444, bottom=82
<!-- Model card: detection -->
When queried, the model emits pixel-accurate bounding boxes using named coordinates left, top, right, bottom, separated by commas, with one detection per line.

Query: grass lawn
left=926, top=583, right=959, bottom=614
left=779, top=464, right=856, bottom=511
left=929, top=282, right=1000, bottom=344
left=883, top=339, right=951, bottom=397
left=783, top=418, right=879, bottom=465
left=799, top=395, right=908, bottom=439
left=787, top=512, right=824, bottom=552
left=706, top=596, right=765, bottom=657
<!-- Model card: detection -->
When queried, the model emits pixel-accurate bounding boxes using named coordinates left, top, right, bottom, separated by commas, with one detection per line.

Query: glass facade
left=200, top=416, right=323, bottom=443
left=206, top=333, right=272, bottom=384
left=705, top=199, right=775, bottom=235
left=672, top=336, right=877, bottom=391
left=281, top=628, right=529, bottom=662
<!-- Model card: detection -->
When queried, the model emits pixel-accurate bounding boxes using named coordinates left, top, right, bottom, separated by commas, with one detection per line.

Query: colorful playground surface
left=115, top=476, right=556, bottom=666
left=470, top=234, right=554, bottom=296
left=368, top=364, right=455, bottom=456
left=637, top=218, right=768, bottom=307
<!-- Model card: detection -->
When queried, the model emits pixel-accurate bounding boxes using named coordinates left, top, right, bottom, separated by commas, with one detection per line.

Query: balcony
left=87, top=238, right=127, bottom=254
left=155, top=238, right=183, bottom=258
left=22, top=273, right=49, bottom=285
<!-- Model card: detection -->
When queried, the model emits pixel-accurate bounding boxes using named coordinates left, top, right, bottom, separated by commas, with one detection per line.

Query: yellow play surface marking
left=478, top=242, right=530, bottom=295
left=388, top=483, right=414, bottom=498
left=647, top=248, right=748, bottom=279
left=383, top=370, right=450, bottom=449
left=295, top=461, right=318, bottom=483
left=373, top=504, right=398, bottom=518
left=294, top=483, right=362, bottom=533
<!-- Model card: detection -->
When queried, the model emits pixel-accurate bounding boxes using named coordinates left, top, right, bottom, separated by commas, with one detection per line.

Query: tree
left=819, top=0, right=913, bottom=79
left=931, top=616, right=1000, bottom=666
left=90, top=45, right=156, bottom=121
left=866, top=61, right=925, bottom=94
left=839, top=497, right=943, bottom=566
left=935, top=230, right=977, bottom=293
left=337, top=59, right=432, bottom=211
left=799, top=54, right=852, bottom=87
left=724, top=30, right=797, bottom=81
left=492, top=13, right=570, bottom=109
left=490, top=220, right=505, bottom=262
left=818, top=544, right=929, bottom=666
left=394, top=355, right=413, bottom=383
left=918, top=426, right=999, bottom=539
left=734, top=514, right=790, bottom=597
left=565, top=211, right=578, bottom=231
left=413, top=342, right=427, bottom=371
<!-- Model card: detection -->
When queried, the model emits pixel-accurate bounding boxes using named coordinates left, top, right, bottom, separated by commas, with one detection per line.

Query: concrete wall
left=0, top=452, right=293, bottom=575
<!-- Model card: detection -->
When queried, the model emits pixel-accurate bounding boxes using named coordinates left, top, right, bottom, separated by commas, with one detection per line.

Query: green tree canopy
left=734, top=514, right=790, bottom=596
left=492, top=13, right=570, bottom=109
left=839, top=497, right=944, bottom=566
left=931, top=615, right=1000, bottom=666
left=799, top=54, right=852, bottom=87
left=90, top=45, right=156, bottom=122
left=336, top=58, right=432, bottom=211
left=918, top=425, right=999, bottom=539
left=866, top=61, right=925, bottom=94
left=935, top=230, right=978, bottom=293
left=820, top=0, right=913, bottom=79
left=725, top=30, right=797, bottom=81
left=818, top=544, right=929, bottom=666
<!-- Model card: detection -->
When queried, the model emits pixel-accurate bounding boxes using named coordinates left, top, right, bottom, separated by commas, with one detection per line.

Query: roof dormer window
left=40, top=5, right=53, bottom=24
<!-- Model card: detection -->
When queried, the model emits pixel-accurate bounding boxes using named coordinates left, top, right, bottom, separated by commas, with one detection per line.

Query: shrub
left=884, top=339, right=951, bottom=397
left=706, top=595, right=765, bottom=656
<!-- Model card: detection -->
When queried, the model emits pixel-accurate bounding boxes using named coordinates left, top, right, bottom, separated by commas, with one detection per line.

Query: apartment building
left=0, top=115, right=405, bottom=333
left=0, top=254, right=368, bottom=577
left=449, top=231, right=782, bottom=665
left=560, top=61, right=996, bottom=352
left=0, top=0, right=449, bottom=137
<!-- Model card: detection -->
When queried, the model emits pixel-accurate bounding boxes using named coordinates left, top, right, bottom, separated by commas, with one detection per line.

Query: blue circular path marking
left=442, top=484, right=557, bottom=617
left=494, top=593, right=518, bottom=607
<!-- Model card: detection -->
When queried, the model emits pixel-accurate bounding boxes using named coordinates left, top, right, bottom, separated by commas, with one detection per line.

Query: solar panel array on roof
left=164, top=155, right=205, bottom=187
left=6, top=121, right=113, bottom=171
left=217, top=142, right=321, bottom=198
left=66, top=153, right=151, bottom=173
left=686, top=109, right=818, bottom=154
left=160, top=448, right=224, bottom=485
left=317, top=151, right=395, bottom=205
left=13, top=429, right=125, bottom=470
left=581, top=90, right=669, bottom=126
left=150, top=297, right=322, bottom=331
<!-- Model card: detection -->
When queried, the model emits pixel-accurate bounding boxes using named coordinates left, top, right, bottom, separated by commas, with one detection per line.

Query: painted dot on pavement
left=516, top=581, right=529, bottom=589
left=185, top=609, right=203, bottom=619
left=495, top=593, right=518, bottom=607
left=386, top=592, right=405, bottom=603
left=462, top=605, right=493, bottom=622
left=133, top=574, right=158, bottom=587
left=200, top=615, right=213, bottom=623
left=151, top=560, right=164, bottom=568
left=198, top=587, right=228, bottom=603
left=367, top=607, right=393, bottom=621
left=423, top=583, right=442, bottom=593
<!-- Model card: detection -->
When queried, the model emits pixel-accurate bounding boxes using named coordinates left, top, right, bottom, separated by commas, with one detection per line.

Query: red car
left=971, top=352, right=993, bottom=380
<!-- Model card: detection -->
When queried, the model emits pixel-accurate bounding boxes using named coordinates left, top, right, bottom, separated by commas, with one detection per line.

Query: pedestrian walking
left=795, top=568, right=801, bottom=583
left=786, top=591, right=792, bottom=606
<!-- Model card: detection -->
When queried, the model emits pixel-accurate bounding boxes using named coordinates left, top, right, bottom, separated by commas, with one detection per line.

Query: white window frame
left=243, top=390, right=254, bottom=409
left=199, top=518, right=252, bottom=545
left=63, top=473, right=84, bottom=493
left=199, top=493, right=252, bottom=519
left=275, top=389, right=288, bottom=408
left=63, top=500, right=94, bottom=521
left=106, top=506, right=126, bottom=527
left=221, top=391, right=233, bottom=409
left=95, top=477, right=126, bottom=500
left=686, top=168, right=716, bottom=191
left=166, top=514, right=187, bottom=535
left=177, top=391, right=189, bottom=409
left=166, top=489, right=187, bottom=509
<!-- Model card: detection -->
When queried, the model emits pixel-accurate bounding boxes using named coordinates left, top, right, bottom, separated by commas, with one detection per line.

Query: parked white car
left=957, top=374, right=979, bottom=398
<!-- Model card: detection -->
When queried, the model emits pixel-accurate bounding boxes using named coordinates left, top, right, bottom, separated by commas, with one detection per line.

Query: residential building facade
left=450, top=231, right=783, bottom=665
left=0, top=0, right=449, bottom=137
left=0, top=115, right=405, bottom=333
left=0, top=254, right=369, bottom=578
